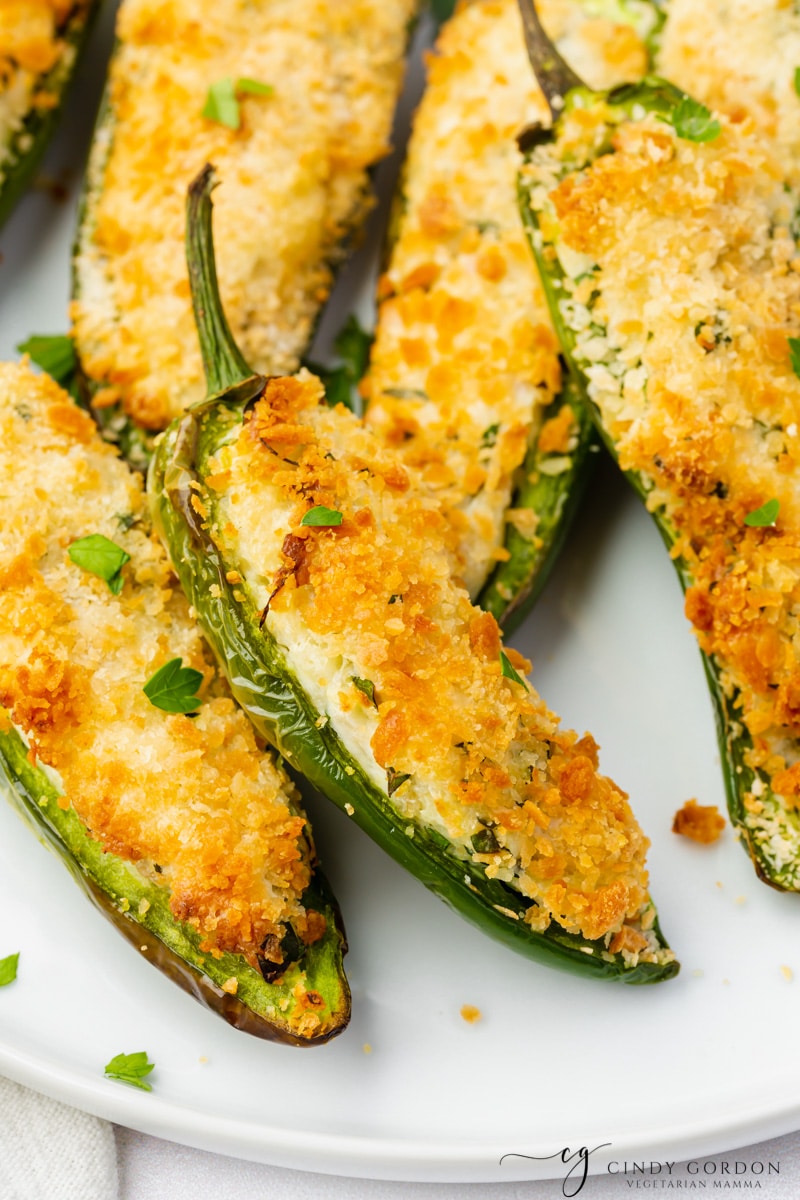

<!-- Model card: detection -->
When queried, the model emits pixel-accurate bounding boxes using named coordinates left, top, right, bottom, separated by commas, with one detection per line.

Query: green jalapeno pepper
left=514, top=0, right=800, bottom=890
left=148, top=164, right=678, bottom=983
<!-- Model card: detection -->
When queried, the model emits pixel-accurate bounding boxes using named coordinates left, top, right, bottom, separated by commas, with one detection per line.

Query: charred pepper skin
left=0, top=2, right=100, bottom=231
left=148, top=165, right=678, bottom=984
left=514, top=0, right=800, bottom=891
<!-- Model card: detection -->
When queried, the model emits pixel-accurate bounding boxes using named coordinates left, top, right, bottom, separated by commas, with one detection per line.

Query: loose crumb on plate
left=460, top=1005, right=482, bottom=1024
left=672, top=799, right=726, bottom=844
left=781, top=965, right=794, bottom=982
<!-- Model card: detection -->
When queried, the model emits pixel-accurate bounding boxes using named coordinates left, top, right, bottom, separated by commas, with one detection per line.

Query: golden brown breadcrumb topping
left=201, top=371, right=664, bottom=951
left=0, top=361, right=318, bottom=963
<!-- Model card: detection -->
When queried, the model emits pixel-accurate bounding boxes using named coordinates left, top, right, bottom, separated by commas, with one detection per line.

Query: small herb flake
left=301, top=505, right=343, bottom=528
left=68, top=534, right=130, bottom=595
left=104, top=1051, right=155, bottom=1092
left=744, top=498, right=780, bottom=528
left=481, top=423, right=500, bottom=450
left=237, top=78, right=274, bottom=97
left=499, top=650, right=526, bottom=687
left=202, top=77, right=239, bottom=129
left=387, top=767, right=412, bottom=796
left=795, top=67, right=800, bottom=99
left=0, top=953, right=19, bottom=987
left=203, top=77, right=273, bottom=130
left=388, top=594, right=403, bottom=604
left=789, top=336, right=800, bottom=379
left=352, top=676, right=377, bottom=708
left=668, top=96, right=721, bottom=143
left=143, top=658, right=203, bottom=714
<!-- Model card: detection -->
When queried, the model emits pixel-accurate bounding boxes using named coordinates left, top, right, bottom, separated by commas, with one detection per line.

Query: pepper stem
left=517, top=0, right=585, bottom=120
left=186, top=164, right=261, bottom=399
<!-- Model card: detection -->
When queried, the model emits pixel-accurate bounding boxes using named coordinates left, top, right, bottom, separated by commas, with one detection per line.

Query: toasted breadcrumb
left=672, top=800, right=726, bottom=846
left=71, top=0, right=416, bottom=432
left=524, top=100, right=800, bottom=882
left=364, top=0, right=647, bottom=594
left=0, top=2, right=87, bottom=184
left=200, top=369, right=670, bottom=959
left=0, top=361, right=319, bottom=966
left=781, top=965, right=793, bottom=982
left=460, top=1004, right=482, bottom=1024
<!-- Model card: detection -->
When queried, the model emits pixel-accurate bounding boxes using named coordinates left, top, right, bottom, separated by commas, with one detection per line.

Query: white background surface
left=2, top=4, right=800, bottom=1196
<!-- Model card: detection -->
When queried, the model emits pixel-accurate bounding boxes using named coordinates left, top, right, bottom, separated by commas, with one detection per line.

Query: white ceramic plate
left=1, top=8, right=800, bottom=1185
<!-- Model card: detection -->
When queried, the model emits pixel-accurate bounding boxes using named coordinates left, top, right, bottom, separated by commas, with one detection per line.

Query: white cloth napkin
left=0, top=1077, right=118, bottom=1200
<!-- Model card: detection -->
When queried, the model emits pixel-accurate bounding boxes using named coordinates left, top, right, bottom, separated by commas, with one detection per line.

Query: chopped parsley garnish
left=795, top=68, right=800, bottom=99
left=668, top=96, right=721, bottom=144
left=237, top=78, right=274, bottom=97
left=143, top=658, right=203, bottom=714
left=17, top=334, right=76, bottom=384
left=499, top=650, right=526, bottom=687
left=104, top=1051, right=155, bottom=1092
left=352, top=676, right=377, bottom=708
left=481, top=423, right=500, bottom=450
left=301, top=505, right=343, bottom=527
left=68, top=534, right=130, bottom=595
left=388, top=594, right=403, bottom=604
left=386, top=767, right=412, bottom=796
left=744, top=498, right=779, bottom=528
left=202, top=77, right=273, bottom=131
left=789, top=336, right=800, bottom=380
left=0, top=953, right=19, bottom=987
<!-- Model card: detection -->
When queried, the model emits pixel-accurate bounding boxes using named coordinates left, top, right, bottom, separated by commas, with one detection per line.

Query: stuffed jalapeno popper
left=70, top=0, right=417, bottom=467
left=516, top=1, right=800, bottom=889
left=0, top=359, right=349, bottom=1043
left=363, top=0, right=657, bottom=628
left=0, top=0, right=97, bottom=229
left=149, top=167, right=678, bottom=983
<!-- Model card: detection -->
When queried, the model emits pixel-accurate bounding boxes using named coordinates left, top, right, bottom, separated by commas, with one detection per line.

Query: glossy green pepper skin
left=0, top=719, right=350, bottom=1044
left=0, top=2, right=99, bottom=231
left=514, top=0, right=800, bottom=891
left=148, top=165, right=678, bottom=984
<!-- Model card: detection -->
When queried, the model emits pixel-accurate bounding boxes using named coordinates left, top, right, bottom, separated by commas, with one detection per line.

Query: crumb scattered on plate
left=781, top=966, right=793, bottom=983
left=460, top=1005, right=482, bottom=1024
left=363, top=1043, right=372, bottom=1055
left=672, top=799, right=726, bottom=844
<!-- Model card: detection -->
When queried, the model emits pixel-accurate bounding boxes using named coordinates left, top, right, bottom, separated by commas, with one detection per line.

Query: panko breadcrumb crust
left=200, top=370, right=669, bottom=961
left=0, top=360, right=322, bottom=967
left=0, top=1, right=87, bottom=181
left=70, top=0, right=417, bottom=432
left=525, top=97, right=800, bottom=875
left=363, top=0, right=648, bottom=595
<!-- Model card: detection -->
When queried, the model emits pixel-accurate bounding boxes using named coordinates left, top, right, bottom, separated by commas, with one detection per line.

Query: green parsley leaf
left=788, top=336, right=800, bottom=379
left=499, top=650, right=526, bottom=687
left=668, top=96, right=721, bottom=143
left=68, top=534, right=130, bottom=595
left=0, top=953, right=19, bottom=987
left=301, top=505, right=343, bottom=527
left=352, top=676, right=377, bottom=708
left=143, top=658, right=203, bottom=714
left=202, top=77, right=240, bottom=129
left=481, top=423, right=500, bottom=450
left=237, top=78, right=274, bottom=97
left=202, top=77, right=273, bottom=130
left=17, top=334, right=76, bottom=385
left=104, top=1051, right=155, bottom=1091
left=795, top=68, right=800, bottom=99
left=387, top=766, right=412, bottom=796
left=744, top=498, right=780, bottom=528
